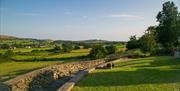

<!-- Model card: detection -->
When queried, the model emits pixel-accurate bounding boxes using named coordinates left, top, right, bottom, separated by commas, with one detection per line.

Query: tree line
left=126, top=1, right=180, bottom=55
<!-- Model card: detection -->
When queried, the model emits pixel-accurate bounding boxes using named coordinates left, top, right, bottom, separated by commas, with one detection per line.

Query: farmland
left=0, top=44, right=124, bottom=82
left=0, top=48, right=90, bottom=82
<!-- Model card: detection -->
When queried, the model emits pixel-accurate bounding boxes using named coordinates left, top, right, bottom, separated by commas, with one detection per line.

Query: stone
left=3, top=59, right=105, bottom=91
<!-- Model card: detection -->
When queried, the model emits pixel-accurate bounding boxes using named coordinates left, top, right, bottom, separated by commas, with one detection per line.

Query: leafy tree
left=139, top=26, right=157, bottom=54
left=105, top=45, right=116, bottom=54
left=156, top=1, right=179, bottom=49
left=0, top=44, right=10, bottom=49
left=74, top=45, right=81, bottom=49
left=4, top=50, right=15, bottom=57
left=62, top=44, right=73, bottom=53
left=177, top=13, right=180, bottom=39
left=126, top=35, right=140, bottom=50
left=54, top=45, right=61, bottom=50
left=81, top=43, right=91, bottom=49
left=89, top=45, right=107, bottom=60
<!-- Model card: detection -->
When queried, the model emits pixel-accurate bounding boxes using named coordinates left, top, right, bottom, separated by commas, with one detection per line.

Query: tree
left=0, top=44, right=10, bottom=49
left=4, top=50, right=15, bottom=57
left=105, top=45, right=116, bottom=54
left=54, top=45, right=61, bottom=50
left=62, top=44, right=73, bottom=53
left=139, top=26, right=158, bottom=54
left=177, top=13, right=180, bottom=39
left=156, top=1, right=179, bottom=49
left=74, top=45, right=81, bottom=49
left=126, top=35, right=140, bottom=50
left=89, top=45, right=107, bottom=60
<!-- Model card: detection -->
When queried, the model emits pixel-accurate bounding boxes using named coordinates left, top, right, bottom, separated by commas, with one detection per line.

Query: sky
left=0, top=0, right=180, bottom=41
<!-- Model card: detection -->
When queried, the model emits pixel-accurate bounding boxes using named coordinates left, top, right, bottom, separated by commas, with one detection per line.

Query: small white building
left=25, top=46, right=31, bottom=48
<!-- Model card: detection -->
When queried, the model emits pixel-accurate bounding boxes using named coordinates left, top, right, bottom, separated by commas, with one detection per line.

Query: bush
left=105, top=54, right=121, bottom=62
left=4, top=50, right=15, bottom=57
left=74, top=45, right=81, bottom=49
left=126, top=36, right=140, bottom=50
left=89, top=45, right=107, bottom=60
left=105, top=45, right=116, bottom=54
left=155, top=48, right=173, bottom=56
left=62, top=44, right=73, bottom=53
left=31, top=49, right=40, bottom=53
left=54, top=45, right=61, bottom=50
left=0, top=44, right=10, bottom=49
left=124, top=49, right=150, bottom=58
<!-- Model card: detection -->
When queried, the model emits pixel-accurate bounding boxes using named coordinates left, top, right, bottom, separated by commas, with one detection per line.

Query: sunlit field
left=0, top=48, right=90, bottom=82
left=73, top=56, right=180, bottom=91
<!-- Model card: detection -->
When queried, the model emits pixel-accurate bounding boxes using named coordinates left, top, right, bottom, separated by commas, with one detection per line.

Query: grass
left=10, top=49, right=89, bottom=61
left=0, top=48, right=90, bottom=61
left=73, top=56, right=180, bottom=91
left=0, top=58, right=61, bottom=82
left=0, top=47, right=52, bottom=54
left=0, top=48, right=90, bottom=82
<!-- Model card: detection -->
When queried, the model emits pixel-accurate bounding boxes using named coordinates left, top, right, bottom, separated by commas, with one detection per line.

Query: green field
left=73, top=56, right=180, bottom=91
left=0, top=48, right=90, bottom=82
left=0, top=58, right=61, bottom=82
left=0, top=47, right=52, bottom=54
left=11, top=51, right=89, bottom=61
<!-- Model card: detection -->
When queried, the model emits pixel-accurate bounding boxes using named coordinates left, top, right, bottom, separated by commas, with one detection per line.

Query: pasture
left=73, top=56, right=180, bottom=91
left=0, top=48, right=90, bottom=82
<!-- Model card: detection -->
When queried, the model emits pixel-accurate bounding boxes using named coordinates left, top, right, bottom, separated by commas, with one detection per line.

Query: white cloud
left=105, top=14, right=144, bottom=20
left=63, top=11, right=72, bottom=15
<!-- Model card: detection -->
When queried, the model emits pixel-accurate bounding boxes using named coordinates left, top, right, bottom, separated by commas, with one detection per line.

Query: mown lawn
left=73, top=56, right=180, bottom=91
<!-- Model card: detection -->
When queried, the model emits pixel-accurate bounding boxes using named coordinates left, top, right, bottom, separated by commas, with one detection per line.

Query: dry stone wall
left=3, top=59, right=105, bottom=91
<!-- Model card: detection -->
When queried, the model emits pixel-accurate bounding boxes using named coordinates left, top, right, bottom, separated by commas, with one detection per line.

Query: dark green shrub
left=4, top=50, right=15, bottom=57
left=105, top=45, right=116, bottom=54
left=31, top=49, right=40, bottom=53
left=126, top=36, right=140, bottom=50
left=74, top=45, right=81, bottom=49
left=0, top=44, right=10, bottom=49
left=62, top=44, right=73, bottom=53
left=124, top=49, right=150, bottom=58
left=89, top=45, right=107, bottom=60
left=105, top=54, right=121, bottom=62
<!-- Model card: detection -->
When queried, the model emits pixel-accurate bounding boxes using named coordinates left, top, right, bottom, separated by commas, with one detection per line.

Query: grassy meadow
left=73, top=56, right=180, bottom=91
left=0, top=48, right=90, bottom=82
left=0, top=44, right=124, bottom=82
left=0, top=47, right=52, bottom=54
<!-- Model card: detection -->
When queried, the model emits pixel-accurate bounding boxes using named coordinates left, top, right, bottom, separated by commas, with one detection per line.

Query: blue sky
left=0, top=0, right=180, bottom=41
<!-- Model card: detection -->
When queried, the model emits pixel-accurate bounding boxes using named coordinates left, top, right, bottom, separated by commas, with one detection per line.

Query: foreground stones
left=58, top=59, right=121, bottom=91
left=3, top=59, right=105, bottom=91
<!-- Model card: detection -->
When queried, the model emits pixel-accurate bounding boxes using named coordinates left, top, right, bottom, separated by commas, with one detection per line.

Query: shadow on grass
left=115, top=57, right=156, bottom=67
left=76, top=56, right=180, bottom=87
left=134, top=57, right=180, bottom=68
left=77, top=68, right=180, bottom=87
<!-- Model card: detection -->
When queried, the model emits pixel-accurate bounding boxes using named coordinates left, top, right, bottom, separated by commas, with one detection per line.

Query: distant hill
left=0, top=35, right=53, bottom=42
left=0, top=35, right=19, bottom=40
left=0, top=35, right=126, bottom=44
